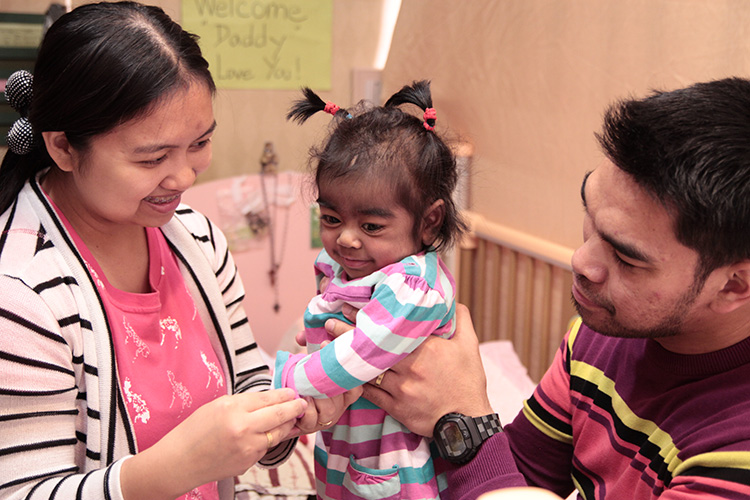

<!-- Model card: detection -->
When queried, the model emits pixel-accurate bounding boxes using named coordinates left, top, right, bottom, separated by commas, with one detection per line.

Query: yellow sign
left=182, top=0, right=332, bottom=90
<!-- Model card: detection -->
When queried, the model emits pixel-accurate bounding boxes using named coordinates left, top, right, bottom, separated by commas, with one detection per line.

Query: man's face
left=570, top=160, right=710, bottom=341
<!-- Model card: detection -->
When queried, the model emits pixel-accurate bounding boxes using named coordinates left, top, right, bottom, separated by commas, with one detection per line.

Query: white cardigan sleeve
left=0, top=274, right=128, bottom=500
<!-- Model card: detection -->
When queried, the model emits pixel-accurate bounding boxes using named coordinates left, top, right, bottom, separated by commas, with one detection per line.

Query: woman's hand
left=120, top=388, right=307, bottom=500
left=325, top=304, right=494, bottom=437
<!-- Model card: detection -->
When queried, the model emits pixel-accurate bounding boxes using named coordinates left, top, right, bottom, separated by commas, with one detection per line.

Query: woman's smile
left=143, top=193, right=182, bottom=213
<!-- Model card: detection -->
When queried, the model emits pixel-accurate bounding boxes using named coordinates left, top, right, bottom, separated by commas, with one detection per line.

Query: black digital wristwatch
left=433, top=412, right=503, bottom=464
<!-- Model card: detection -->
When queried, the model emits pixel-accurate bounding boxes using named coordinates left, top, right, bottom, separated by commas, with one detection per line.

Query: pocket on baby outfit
left=342, top=455, right=401, bottom=500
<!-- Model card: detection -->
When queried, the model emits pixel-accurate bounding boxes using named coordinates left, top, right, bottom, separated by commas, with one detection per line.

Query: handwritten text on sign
left=182, top=0, right=332, bottom=90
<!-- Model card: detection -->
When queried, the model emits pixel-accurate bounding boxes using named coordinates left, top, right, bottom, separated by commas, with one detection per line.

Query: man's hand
left=324, top=304, right=494, bottom=437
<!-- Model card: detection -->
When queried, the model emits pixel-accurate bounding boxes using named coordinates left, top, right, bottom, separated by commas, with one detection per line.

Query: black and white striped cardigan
left=0, top=175, right=294, bottom=499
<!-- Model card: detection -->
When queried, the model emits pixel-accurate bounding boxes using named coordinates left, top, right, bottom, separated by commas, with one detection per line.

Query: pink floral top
left=56, top=209, right=225, bottom=500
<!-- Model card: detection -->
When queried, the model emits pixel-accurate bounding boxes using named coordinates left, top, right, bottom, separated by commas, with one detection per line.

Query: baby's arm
left=274, top=272, right=453, bottom=398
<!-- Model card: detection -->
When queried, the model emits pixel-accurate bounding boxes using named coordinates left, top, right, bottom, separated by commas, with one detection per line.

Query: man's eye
left=614, top=252, right=635, bottom=268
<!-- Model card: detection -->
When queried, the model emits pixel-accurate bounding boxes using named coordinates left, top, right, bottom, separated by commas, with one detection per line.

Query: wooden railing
left=454, top=212, right=577, bottom=382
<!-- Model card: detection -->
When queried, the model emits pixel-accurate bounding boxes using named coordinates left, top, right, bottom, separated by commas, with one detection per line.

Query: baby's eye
left=319, top=214, right=340, bottom=226
left=362, top=223, right=384, bottom=233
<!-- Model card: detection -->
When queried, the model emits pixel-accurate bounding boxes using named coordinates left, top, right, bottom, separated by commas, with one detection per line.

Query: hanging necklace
left=258, top=141, right=290, bottom=313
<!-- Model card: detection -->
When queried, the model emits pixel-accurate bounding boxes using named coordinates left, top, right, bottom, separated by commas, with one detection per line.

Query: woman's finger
left=294, top=396, right=322, bottom=434
left=245, top=396, right=307, bottom=428
left=236, top=388, right=298, bottom=412
left=266, top=415, right=302, bottom=446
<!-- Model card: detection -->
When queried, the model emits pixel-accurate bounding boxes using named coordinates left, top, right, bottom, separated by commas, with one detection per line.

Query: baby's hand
left=295, top=387, right=363, bottom=435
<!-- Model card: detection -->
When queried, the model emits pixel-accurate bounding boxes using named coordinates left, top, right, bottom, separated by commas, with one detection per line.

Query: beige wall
left=382, top=0, right=750, bottom=250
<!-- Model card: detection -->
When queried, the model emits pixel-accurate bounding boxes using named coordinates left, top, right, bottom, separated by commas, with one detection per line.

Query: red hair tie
left=423, top=107, right=437, bottom=130
left=324, top=102, right=340, bottom=116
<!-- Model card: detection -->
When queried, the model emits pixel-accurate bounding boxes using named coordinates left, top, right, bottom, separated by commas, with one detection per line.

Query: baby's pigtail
left=384, top=80, right=436, bottom=130
left=287, top=87, right=349, bottom=124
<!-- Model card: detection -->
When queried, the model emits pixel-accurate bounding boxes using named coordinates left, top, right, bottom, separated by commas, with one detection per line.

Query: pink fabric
left=55, top=208, right=224, bottom=500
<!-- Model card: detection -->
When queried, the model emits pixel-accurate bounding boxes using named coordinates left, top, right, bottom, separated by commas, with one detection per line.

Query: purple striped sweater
left=447, top=317, right=750, bottom=499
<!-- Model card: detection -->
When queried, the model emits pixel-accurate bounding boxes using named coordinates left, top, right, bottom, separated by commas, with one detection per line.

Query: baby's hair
left=287, top=87, right=351, bottom=122
left=384, top=81, right=436, bottom=129
left=288, top=80, right=467, bottom=251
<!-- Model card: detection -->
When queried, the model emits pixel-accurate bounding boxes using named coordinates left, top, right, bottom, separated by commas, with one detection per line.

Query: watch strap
left=473, top=413, right=503, bottom=441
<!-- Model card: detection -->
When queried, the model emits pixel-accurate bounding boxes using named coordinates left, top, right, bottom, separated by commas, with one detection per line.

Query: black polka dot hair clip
left=5, top=70, right=35, bottom=155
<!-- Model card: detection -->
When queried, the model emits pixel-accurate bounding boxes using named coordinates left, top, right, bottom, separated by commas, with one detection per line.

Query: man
left=328, top=78, right=750, bottom=499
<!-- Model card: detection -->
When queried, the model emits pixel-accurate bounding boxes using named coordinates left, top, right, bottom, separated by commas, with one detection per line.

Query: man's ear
left=41, top=131, right=76, bottom=173
left=421, top=200, right=445, bottom=247
left=710, top=262, right=750, bottom=314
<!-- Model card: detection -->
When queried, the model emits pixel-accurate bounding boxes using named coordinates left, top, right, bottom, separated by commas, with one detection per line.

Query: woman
left=0, top=3, right=356, bottom=499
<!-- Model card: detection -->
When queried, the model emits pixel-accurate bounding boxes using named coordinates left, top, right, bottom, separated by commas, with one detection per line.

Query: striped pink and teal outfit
left=274, top=249, right=456, bottom=500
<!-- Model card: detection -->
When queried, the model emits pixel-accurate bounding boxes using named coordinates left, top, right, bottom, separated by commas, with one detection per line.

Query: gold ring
left=318, top=419, right=334, bottom=427
left=374, top=372, right=385, bottom=387
left=265, top=431, right=274, bottom=449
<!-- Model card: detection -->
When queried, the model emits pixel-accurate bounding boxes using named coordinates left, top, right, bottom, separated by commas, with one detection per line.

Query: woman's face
left=50, top=82, right=215, bottom=233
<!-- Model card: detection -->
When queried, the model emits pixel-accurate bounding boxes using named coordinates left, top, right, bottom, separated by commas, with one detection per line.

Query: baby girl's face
left=317, top=179, right=423, bottom=279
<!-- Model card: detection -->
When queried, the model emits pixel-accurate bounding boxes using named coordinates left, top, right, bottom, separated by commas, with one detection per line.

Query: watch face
left=439, top=420, right=469, bottom=457
left=434, top=412, right=501, bottom=464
